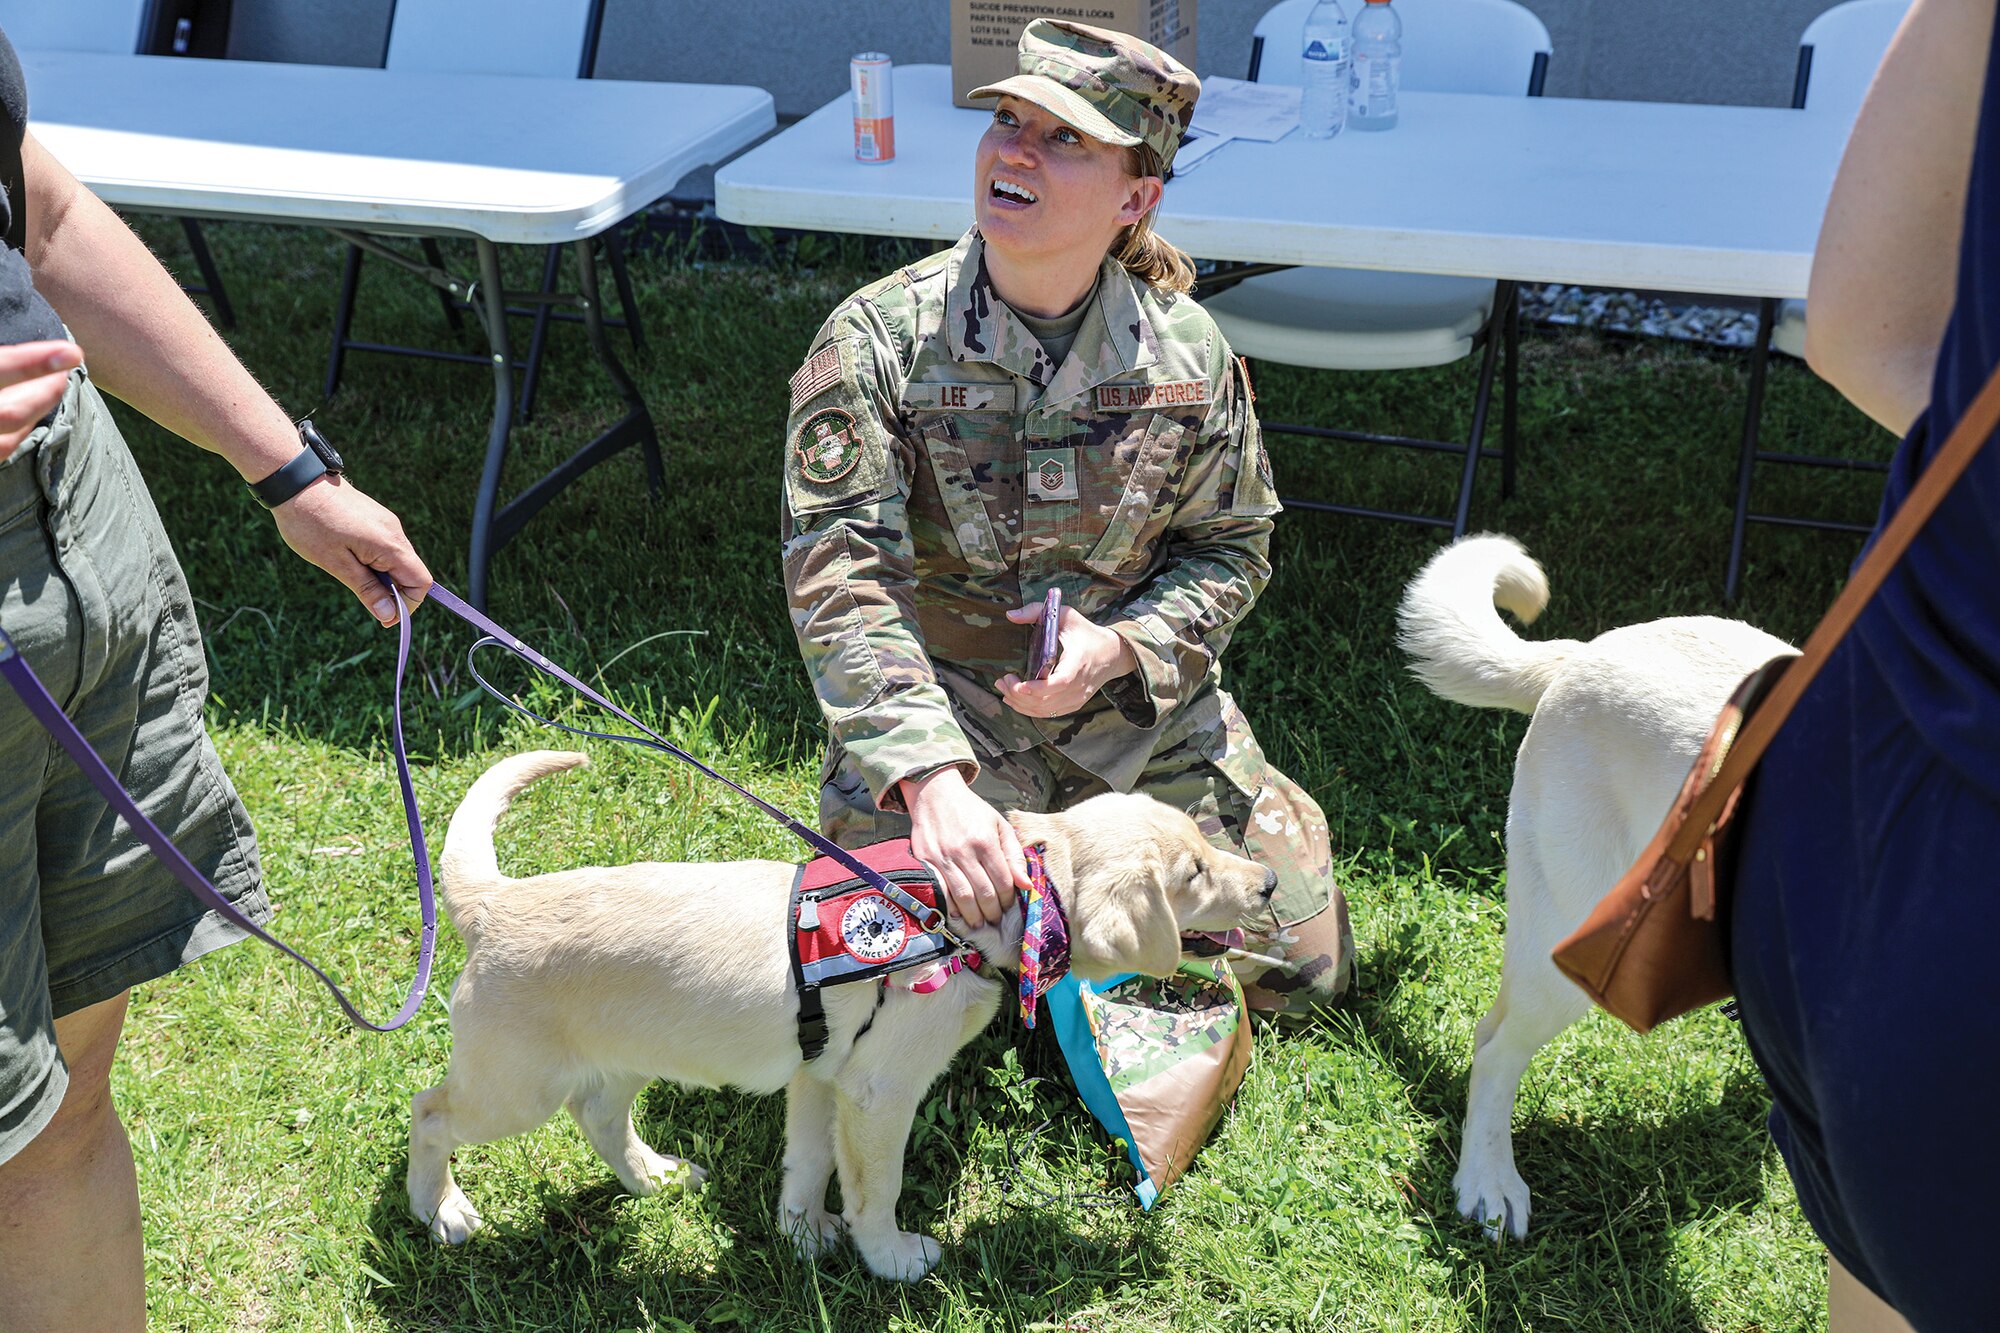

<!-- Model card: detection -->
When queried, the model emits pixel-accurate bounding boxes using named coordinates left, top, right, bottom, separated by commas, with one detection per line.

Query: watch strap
left=250, top=420, right=345, bottom=509
left=249, top=443, right=328, bottom=509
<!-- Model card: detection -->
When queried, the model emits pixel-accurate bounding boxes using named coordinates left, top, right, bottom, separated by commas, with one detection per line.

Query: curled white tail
left=440, top=750, right=590, bottom=935
left=1396, top=535, right=1581, bottom=714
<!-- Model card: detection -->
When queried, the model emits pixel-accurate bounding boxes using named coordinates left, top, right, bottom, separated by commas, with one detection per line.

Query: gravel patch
left=1520, top=283, right=1770, bottom=349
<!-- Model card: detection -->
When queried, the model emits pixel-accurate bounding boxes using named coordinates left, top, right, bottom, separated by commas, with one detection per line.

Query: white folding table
left=718, top=64, right=1850, bottom=560
left=717, top=64, right=1842, bottom=299
left=27, top=50, right=776, bottom=607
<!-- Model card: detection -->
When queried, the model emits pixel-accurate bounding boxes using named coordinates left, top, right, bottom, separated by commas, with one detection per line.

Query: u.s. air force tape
left=1095, top=379, right=1212, bottom=410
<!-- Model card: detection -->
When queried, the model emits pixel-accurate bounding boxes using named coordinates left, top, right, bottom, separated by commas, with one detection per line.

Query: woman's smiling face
left=974, top=95, right=1144, bottom=277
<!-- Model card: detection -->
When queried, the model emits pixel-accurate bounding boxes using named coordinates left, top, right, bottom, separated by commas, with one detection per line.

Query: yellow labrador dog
left=1397, top=535, right=1791, bottom=1239
left=407, top=750, right=1277, bottom=1279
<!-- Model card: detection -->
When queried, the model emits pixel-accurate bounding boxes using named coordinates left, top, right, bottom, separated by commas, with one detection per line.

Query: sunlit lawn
left=105, top=215, right=1885, bottom=1331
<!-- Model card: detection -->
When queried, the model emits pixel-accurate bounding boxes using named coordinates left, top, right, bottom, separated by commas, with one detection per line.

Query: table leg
left=1725, top=297, right=1779, bottom=604
left=604, top=228, right=647, bottom=353
left=1450, top=284, right=1508, bottom=539
left=1501, top=282, right=1520, bottom=500
left=467, top=238, right=516, bottom=612
left=180, top=219, right=236, bottom=329
left=521, top=245, right=563, bottom=424
left=325, top=243, right=364, bottom=401
left=570, top=237, right=664, bottom=494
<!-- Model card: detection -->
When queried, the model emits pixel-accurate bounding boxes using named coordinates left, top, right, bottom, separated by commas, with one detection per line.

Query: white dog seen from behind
left=405, top=751, right=1278, bottom=1280
left=1397, top=535, right=1792, bottom=1239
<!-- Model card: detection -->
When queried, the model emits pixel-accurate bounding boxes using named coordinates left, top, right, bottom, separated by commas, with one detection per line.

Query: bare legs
left=0, top=992, right=144, bottom=1333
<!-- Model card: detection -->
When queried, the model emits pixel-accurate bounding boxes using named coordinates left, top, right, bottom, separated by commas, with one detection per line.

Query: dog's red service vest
left=788, top=839, right=968, bottom=1059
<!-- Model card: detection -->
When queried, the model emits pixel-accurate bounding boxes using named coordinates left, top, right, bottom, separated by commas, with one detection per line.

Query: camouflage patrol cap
left=969, top=18, right=1201, bottom=173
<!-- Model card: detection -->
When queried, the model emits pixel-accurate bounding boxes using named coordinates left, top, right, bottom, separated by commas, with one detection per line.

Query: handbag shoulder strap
left=1672, top=361, right=2000, bottom=855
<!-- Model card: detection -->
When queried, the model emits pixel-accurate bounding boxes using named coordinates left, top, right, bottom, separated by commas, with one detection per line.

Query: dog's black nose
left=1260, top=867, right=1278, bottom=899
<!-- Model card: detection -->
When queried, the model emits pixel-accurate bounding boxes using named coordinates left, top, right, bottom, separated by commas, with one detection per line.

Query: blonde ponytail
left=1116, top=145, right=1196, bottom=295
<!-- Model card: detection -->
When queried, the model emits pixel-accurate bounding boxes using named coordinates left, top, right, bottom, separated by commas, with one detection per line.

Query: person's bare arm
left=1805, top=0, right=1998, bottom=434
left=18, top=131, right=430, bottom=623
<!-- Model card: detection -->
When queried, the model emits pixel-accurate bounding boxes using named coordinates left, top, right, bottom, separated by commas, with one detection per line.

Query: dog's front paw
left=420, top=1189, right=484, bottom=1245
left=1454, top=1161, right=1531, bottom=1241
left=630, top=1152, right=707, bottom=1197
left=859, top=1230, right=942, bottom=1282
left=781, top=1204, right=844, bottom=1261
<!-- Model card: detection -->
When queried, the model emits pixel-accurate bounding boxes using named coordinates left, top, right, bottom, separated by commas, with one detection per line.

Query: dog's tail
left=1396, top=534, right=1582, bottom=714
left=440, top=750, right=590, bottom=933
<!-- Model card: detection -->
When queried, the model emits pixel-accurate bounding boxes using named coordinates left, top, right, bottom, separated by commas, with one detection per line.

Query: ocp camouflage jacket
left=781, top=229, right=1281, bottom=808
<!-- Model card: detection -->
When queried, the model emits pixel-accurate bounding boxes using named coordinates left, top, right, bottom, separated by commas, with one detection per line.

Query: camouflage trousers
left=820, top=732, right=1355, bottom=1022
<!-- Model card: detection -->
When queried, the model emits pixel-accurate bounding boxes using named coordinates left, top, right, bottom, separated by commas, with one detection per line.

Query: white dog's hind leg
left=408, top=1083, right=482, bottom=1244
left=1455, top=960, right=1591, bottom=1241
left=567, top=1073, right=706, bottom=1197
left=407, top=1054, right=569, bottom=1244
left=833, top=1082, right=940, bottom=1282
left=779, top=1070, right=843, bottom=1261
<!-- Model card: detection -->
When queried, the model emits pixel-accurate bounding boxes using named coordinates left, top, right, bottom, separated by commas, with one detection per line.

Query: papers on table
left=1172, top=130, right=1234, bottom=174
left=1171, top=76, right=1302, bottom=177
left=1193, top=77, right=1304, bottom=141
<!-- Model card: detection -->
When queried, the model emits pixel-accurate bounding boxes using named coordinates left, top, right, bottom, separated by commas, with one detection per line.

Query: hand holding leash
left=270, top=471, right=433, bottom=626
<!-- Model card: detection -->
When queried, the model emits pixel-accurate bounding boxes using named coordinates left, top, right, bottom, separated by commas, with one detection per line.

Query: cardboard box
left=951, top=0, right=1197, bottom=108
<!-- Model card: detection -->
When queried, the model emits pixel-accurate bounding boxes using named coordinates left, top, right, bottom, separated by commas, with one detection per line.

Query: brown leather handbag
left=1552, top=364, right=2000, bottom=1033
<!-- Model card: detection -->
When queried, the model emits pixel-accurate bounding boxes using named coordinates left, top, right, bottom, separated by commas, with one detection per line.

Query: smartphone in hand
left=1026, top=587, right=1062, bottom=681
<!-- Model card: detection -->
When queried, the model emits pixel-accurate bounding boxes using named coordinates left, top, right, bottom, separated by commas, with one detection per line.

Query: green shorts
left=0, top=371, right=268, bottom=1166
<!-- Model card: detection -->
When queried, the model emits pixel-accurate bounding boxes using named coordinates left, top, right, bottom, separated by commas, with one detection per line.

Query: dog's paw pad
left=862, top=1231, right=941, bottom=1282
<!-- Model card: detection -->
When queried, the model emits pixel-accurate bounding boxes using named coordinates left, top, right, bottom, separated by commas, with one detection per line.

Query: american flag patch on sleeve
left=790, top=343, right=844, bottom=412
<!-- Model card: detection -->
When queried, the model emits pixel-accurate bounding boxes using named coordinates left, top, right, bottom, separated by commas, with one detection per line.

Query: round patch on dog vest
left=839, top=893, right=909, bottom=962
left=794, top=408, right=864, bottom=485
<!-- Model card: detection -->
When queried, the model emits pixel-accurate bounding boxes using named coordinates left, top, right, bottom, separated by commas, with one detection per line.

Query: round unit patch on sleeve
left=794, top=408, right=865, bottom=486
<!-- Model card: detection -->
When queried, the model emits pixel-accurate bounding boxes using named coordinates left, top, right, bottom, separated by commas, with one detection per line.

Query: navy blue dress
left=1730, top=14, right=2000, bottom=1327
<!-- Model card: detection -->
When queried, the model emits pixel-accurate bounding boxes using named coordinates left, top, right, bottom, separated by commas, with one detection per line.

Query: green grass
left=102, top=216, right=1885, bottom=1331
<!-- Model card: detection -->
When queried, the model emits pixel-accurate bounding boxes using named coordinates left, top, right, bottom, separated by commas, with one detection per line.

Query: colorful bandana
left=1018, top=844, right=1072, bottom=1026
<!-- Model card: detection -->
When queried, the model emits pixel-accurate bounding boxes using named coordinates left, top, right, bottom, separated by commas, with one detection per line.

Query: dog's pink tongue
left=1192, top=929, right=1244, bottom=950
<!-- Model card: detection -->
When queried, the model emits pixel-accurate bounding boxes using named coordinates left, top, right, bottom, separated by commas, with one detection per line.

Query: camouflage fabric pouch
left=1044, top=957, right=1252, bottom=1206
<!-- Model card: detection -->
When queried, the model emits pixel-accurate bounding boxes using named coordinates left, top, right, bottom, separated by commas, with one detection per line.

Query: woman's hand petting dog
left=901, top=765, right=1029, bottom=928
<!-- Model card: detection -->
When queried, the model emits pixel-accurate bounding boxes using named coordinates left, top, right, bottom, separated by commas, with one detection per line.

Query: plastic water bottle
left=1299, top=0, right=1349, bottom=140
left=1349, top=0, right=1401, bottom=131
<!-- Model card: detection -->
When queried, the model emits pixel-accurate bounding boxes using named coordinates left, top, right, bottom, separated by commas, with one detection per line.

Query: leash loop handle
left=0, top=584, right=436, bottom=1031
left=430, top=584, right=974, bottom=951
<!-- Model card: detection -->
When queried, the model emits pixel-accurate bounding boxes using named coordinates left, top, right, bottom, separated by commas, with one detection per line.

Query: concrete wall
left=226, top=0, right=1856, bottom=117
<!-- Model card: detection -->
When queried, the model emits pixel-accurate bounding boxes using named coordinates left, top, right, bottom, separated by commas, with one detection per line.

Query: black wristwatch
left=249, top=420, right=344, bottom=509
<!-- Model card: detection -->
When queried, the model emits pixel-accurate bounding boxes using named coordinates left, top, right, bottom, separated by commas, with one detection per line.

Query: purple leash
left=0, top=582, right=434, bottom=1031
left=427, top=584, right=966, bottom=942
left=0, top=576, right=960, bottom=1032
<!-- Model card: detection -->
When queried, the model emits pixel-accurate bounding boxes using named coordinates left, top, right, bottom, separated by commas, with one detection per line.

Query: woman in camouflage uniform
left=780, top=19, right=1351, bottom=1019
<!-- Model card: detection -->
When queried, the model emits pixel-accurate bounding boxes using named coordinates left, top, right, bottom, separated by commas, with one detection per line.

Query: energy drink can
left=851, top=53, right=894, bottom=164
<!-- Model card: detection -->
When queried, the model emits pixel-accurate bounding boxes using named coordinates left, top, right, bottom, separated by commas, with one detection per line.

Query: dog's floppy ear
left=1017, top=807, right=1182, bottom=980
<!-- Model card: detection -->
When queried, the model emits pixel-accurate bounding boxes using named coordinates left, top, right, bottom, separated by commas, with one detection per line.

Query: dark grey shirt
left=0, top=27, right=74, bottom=346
